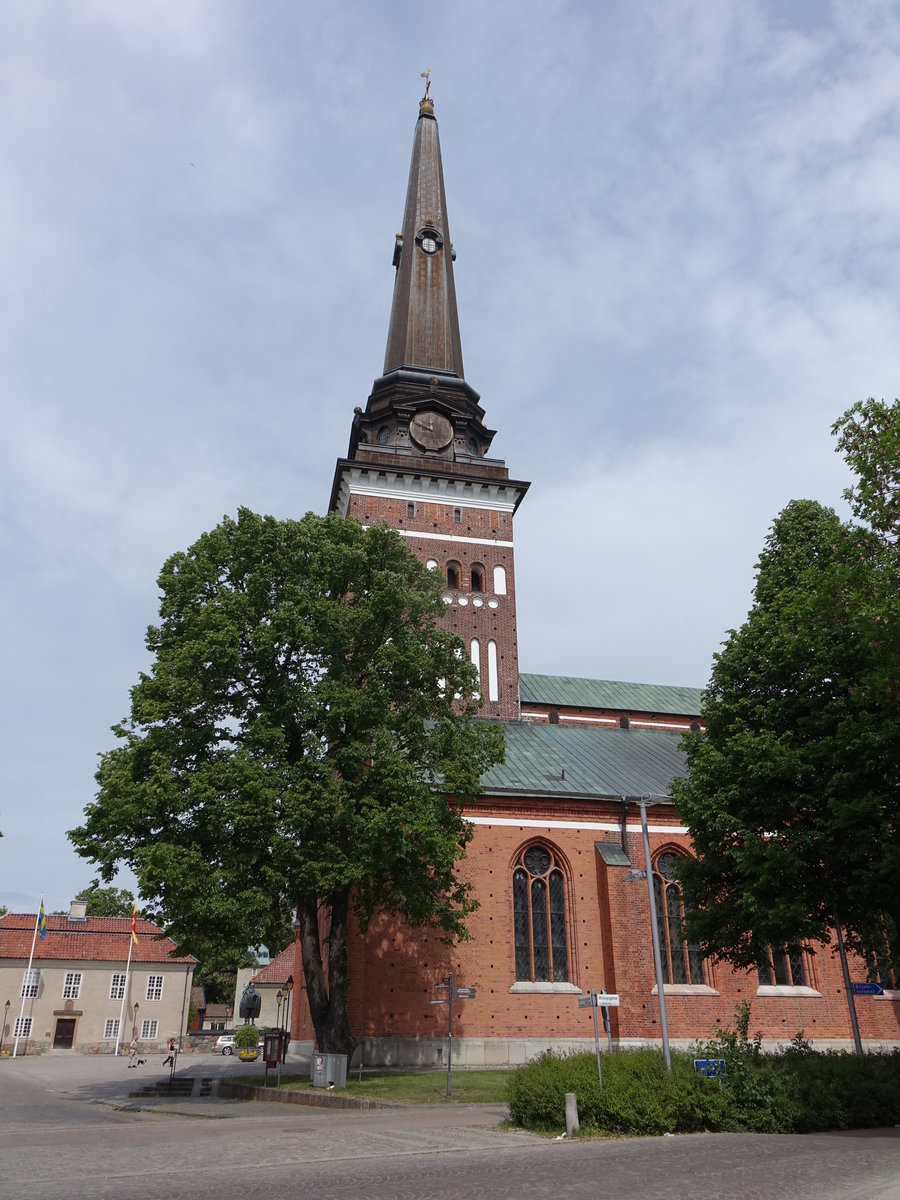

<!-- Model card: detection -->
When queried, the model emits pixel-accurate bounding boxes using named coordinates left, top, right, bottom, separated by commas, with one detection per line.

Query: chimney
left=68, top=900, right=88, bottom=922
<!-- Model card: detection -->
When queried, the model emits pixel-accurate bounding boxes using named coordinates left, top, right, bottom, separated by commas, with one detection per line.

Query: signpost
left=577, top=990, right=620, bottom=1085
left=428, top=973, right=476, bottom=1096
left=852, top=982, right=884, bottom=996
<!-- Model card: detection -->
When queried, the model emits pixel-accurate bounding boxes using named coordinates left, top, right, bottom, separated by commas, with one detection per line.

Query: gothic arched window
left=447, top=561, right=460, bottom=590
left=471, top=563, right=485, bottom=593
left=513, top=845, right=569, bottom=983
left=653, top=852, right=704, bottom=985
left=757, top=944, right=808, bottom=988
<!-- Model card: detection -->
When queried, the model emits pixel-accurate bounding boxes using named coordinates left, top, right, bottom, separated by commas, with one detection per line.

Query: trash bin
left=311, top=1052, right=349, bottom=1089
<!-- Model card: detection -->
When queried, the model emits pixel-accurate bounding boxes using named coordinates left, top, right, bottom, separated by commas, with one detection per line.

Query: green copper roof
left=480, top=721, right=687, bottom=799
left=519, top=673, right=704, bottom=717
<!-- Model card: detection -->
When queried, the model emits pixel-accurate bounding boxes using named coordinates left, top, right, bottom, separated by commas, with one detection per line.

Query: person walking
left=162, top=1037, right=176, bottom=1067
left=128, top=1037, right=138, bottom=1067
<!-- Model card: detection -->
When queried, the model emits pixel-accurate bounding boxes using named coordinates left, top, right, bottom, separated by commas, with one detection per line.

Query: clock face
left=410, top=410, right=452, bottom=451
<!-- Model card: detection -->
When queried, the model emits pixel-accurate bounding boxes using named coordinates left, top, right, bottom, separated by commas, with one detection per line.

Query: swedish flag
left=38, top=898, right=47, bottom=940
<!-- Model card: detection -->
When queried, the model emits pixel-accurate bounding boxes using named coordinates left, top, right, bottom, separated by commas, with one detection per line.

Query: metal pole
left=834, top=918, right=863, bottom=1057
left=275, top=991, right=283, bottom=1083
left=13, top=902, right=42, bottom=1058
left=446, top=972, right=453, bottom=1098
left=282, top=977, right=293, bottom=1064
left=600, top=989, right=614, bottom=1054
left=114, top=933, right=134, bottom=1059
left=638, top=797, right=671, bottom=1070
left=590, top=990, right=602, bottom=1087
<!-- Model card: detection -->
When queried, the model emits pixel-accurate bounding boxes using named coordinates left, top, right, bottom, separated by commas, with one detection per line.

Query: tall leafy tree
left=833, top=397, right=900, bottom=544
left=74, top=883, right=135, bottom=918
left=70, top=509, right=504, bottom=1053
left=674, top=400, right=900, bottom=976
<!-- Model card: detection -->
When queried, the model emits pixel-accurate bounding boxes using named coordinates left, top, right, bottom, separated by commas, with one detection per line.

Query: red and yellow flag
left=131, top=904, right=138, bottom=946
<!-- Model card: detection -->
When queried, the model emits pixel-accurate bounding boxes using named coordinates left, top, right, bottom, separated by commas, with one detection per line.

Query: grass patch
left=246, top=1068, right=513, bottom=1104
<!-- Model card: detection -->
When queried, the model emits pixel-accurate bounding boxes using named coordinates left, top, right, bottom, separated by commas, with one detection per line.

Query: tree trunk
left=297, top=889, right=357, bottom=1056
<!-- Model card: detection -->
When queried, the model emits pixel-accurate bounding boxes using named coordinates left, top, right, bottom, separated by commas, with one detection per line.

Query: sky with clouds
left=2, top=0, right=899, bottom=914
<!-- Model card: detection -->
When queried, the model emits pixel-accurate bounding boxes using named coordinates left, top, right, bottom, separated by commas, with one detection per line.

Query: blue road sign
left=851, top=982, right=884, bottom=996
left=693, top=1058, right=727, bottom=1078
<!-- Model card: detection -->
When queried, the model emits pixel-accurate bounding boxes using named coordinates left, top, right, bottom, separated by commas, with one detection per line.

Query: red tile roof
left=251, top=942, right=298, bottom=984
left=0, top=913, right=196, bottom=964
left=203, top=1003, right=232, bottom=1018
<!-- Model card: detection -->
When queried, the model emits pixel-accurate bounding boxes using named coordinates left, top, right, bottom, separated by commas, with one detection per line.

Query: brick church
left=279, top=87, right=899, bottom=1064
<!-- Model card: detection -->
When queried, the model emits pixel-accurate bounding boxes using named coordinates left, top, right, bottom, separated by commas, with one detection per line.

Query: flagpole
left=13, top=897, right=42, bottom=1058
left=114, top=905, right=139, bottom=1058
left=114, top=935, right=134, bottom=1058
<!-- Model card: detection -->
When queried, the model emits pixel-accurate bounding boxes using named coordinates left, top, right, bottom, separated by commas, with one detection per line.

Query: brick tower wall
left=344, top=490, right=521, bottom=720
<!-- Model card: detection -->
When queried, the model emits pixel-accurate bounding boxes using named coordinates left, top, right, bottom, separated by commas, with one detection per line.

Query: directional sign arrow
left=852, top=982, right=884, bottom=996
left=453, top=988, right=476, bottom=999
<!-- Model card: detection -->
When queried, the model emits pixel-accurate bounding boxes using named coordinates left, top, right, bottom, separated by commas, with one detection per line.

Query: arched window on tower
left=493, top=565, right=507, bottom=595
left=447, top=561, right=461, bottom=590
left=513, top=845, right=569, bottom=983
left=653, top=852, right=705, bottom=985
left=487, top=640, right=499, bottom=702
left=470, top=639, right=481, bottom=691
left=470, top=563, right=485, bottom=593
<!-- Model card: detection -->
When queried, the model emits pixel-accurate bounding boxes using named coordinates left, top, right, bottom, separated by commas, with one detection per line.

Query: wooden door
left=53, top=1018, right=76, bottom=1049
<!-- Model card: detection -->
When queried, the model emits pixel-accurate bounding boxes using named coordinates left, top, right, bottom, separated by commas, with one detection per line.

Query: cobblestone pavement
left=1, top=1054, right=899, bottom=1200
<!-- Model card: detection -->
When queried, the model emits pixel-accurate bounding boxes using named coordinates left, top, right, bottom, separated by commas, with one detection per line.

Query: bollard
left=565, top=1092, right=579, bottom=1136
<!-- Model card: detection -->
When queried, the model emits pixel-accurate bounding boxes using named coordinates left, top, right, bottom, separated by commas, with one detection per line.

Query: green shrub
left=778, top=1045, right=900, bottom=1133
left=507, top=1048, right=727, bottom=1135
left=508, top=1008, right=900, bottom=1137
left=233, top=1023, right=260, bottom=1050
left=507, top=1050, right=584, bottom=1131
left=691, top=1001, right=801, bottom=1132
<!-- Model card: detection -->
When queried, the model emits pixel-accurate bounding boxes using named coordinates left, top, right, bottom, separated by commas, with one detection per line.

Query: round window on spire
left=415, top=226, right=443, bottom=255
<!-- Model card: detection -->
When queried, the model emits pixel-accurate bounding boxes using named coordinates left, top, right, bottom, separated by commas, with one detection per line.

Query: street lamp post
left=634, top=794, right=672, bottom=1070
left=133, top=1002, right=140, bottom=1039
left=282, top=976, right=293, bottom=1064
left=0, top=999, right=10, bottom=1055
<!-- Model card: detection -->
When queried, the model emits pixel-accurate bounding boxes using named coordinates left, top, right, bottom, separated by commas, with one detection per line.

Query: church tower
left=329, top=85, right=529, bottom=720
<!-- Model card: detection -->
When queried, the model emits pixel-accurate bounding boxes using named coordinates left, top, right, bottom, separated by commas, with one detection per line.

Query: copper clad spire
left=383, top=87, right=464, bottom=377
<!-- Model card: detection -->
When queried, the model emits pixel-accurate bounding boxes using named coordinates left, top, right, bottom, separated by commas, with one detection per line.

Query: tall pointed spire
left=383, top=85, right=465, bottom=377
left=329, top=85, right=530, bottom=722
